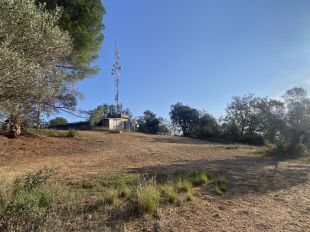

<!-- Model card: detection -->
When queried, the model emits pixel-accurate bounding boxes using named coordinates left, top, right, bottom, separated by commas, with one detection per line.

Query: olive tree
left=0, top=0, right=72, bottom=136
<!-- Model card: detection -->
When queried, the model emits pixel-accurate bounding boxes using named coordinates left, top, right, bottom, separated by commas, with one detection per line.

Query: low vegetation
left=28, top=129, right=79, bottom=138
left=0, top=168, right=227, bottom=231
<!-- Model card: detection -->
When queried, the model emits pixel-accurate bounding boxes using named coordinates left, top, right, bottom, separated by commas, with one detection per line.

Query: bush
left=240, top=134, right=265, bottom=146
left=66, top=129, right=78, bottom=138
left=267, top=141, right=308, bottom=159
left=0, top=168, right=57, bottom=231
left=13, top=167, right=57, bottom=192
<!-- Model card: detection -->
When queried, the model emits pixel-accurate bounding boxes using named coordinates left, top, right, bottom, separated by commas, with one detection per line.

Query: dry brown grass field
left=0, top=131, right=309, bottom=231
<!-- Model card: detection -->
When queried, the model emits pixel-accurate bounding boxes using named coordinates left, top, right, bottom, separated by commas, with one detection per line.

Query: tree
left=282, top=87, right=310, bottom=153
left=225, top=94, right=255, bottom=136
left=36, top=0, right=106, bottom=80
left=170, top=103, right=200, bottom=136
left=138, top=110, right=161, bottom=134
left=49, top=117, right=68, bottom=127
left=255, top=98, right=286, bottom=143
left=158, top=118, right=171, bottom=135
left=88, top=105, right=105, bottom=126
left=0, top=0, right=72, bottom=137
left=194, top=113, right=220, bottom=138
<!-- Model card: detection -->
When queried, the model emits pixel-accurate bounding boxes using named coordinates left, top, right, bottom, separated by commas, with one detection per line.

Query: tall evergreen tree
left=36, top=0, right=106, bottom=80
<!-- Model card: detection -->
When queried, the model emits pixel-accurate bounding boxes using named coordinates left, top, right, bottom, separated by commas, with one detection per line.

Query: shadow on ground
left=128, top=155, right=310, bottom=197
left=146, top=136, right=215, bottom=145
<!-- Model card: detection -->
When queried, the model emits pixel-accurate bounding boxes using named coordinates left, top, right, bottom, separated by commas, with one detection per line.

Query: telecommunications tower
left=111, top=41, right=121, bottom=114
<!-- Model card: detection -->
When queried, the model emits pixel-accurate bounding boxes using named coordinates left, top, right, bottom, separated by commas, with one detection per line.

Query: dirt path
left=0, top=132, right=309, bottom=231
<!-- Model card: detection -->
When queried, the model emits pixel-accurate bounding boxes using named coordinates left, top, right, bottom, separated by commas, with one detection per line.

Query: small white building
left=100, top=113, right=130, bottom=131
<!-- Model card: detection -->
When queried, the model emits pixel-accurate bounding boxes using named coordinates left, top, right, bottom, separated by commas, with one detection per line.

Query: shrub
left=135, top=185, right=161, bottom=213
left=13, top=167, right=57, bottom=193
left=240, top=134, right=265, bottom=146
left=267, top=141, right=308, bottom=159
left=30, top=129, right=67, bottom=137
left=67, top=129, right=78, bottom=138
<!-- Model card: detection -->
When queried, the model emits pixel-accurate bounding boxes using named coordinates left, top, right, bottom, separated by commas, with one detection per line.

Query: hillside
left=0, top=131, right=309, bottom=231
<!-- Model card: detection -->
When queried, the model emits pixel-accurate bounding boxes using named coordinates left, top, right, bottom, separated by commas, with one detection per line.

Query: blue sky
left=61, top=0, right=310, bottom=122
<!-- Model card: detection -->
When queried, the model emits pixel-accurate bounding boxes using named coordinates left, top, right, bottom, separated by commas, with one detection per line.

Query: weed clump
left=176, top=180, right=192, bottom=193
left=189, top=170, right=209, bottom=186
left=104, top=190, right=117, bottom=205
left=161, top=184, right=178, bottom=203
left=186, top=193, right=193, bottom=201
left=214, top=176, right=227, bottom=195
left=0, top=167, right=57, bottom=231
left=134, top=185, right=160, bottom=213
left=117, top=184, right=131, bottom=198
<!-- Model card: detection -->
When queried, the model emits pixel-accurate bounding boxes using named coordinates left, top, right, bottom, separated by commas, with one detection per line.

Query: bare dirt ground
left=0, top=131, right=309, bottom=231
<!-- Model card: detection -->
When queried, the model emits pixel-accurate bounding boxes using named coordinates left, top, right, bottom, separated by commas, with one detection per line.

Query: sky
left=61, top=0, right=310, bottom=122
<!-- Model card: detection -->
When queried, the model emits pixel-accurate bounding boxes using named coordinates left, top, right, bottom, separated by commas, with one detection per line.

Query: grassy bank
left=0, top=167, right=226, bottom=231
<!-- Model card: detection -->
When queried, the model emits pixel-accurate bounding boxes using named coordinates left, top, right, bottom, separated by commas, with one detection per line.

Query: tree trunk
left=36, top=111, right=41, bottom=131
left=9, top=107, right=22, bottom=138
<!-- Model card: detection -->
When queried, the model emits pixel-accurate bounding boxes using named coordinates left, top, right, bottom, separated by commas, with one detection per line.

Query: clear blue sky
left=61, top=0, right=310, bottom=122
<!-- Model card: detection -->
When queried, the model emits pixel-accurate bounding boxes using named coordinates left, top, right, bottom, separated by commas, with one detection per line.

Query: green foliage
left=239, top=133, right=265, bottom=146
left=176, top=180, right=192, bottom=193
left=13, top=167, right=57, bottom=193
left=49, top=117, right=68, bottom=127
left=100, top=173, right=141, bottom=188
left=0, top=168, right=57, bottom=231
left=192, top=113, right=220, bottom=138
left=104, top=190, right=117, bottom=205
left=170, top=103, right=200, bottom=136
left=88, top=105, right=105, bottom=126
left=67, top=129, right=78, bottom=138
left=134, top=185, right=161, bottom=213
left=214, top=176, right=227, bottom=195
left=186, top=193, right=193, bottom=201
left=189, top=170, right=209, bottom=187
left=117, top=184, right=131, bottom=198
left=36, top=0, right=106, bottom=80
left=0, top=0, right=76, bottom=136
left=88, top=103, right=133, bottom=126
left=0, top=170, right=227, bottom=229
left=30, top=129, right=77, bottom=138
left=161, top=185, right=178, bottom=203
left=138, top=110, right=161, bottom=134
left=283, top=87, right=310, bottom=152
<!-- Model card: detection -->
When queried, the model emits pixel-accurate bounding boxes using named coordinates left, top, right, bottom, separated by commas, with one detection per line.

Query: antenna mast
left=111, top=41, right=121, bottom=114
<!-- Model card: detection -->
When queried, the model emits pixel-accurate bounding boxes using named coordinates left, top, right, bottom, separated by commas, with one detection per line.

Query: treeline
left=140, top=87, right=310, bottom=157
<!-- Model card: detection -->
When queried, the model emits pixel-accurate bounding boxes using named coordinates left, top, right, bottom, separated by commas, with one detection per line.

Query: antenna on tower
left=111, top=41, right=121, bottom=114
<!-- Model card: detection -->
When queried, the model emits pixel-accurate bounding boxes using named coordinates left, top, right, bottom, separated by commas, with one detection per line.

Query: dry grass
left=0, top=131, right=309, bottom=231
